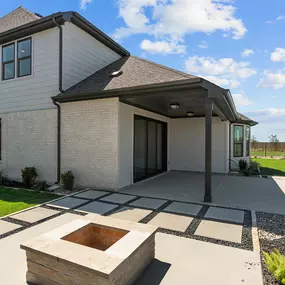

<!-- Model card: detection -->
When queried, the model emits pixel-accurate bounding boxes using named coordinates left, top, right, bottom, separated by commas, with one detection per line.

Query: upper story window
left=1, top=37, right=32, bottom=81
left=17, top=38, right=32, bottom=77
left=233, top=125, right=244, bottom=157
left=2, top=43, right=15, bottom=80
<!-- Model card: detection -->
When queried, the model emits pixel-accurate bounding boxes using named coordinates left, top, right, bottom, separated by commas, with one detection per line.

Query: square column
left=204, top=99, right=213, bottom=202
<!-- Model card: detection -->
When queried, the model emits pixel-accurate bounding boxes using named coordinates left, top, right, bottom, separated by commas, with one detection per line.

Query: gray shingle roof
left=0, top=6, right=41, bottom=34
left=63, top=56, right=199, bottom=96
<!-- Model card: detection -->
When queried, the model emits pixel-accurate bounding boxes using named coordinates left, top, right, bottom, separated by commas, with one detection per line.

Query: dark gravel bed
left=257, top=212, right=285, bottom=285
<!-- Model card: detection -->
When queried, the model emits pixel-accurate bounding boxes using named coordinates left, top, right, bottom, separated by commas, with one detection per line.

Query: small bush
left=264, top=249, right=285, bottom=284
left=21, top=167, right=38, bottom=188
left=31, top=181, right=48, bottom=192
left=239, top=159, right=248, bottom=171
left=61, top=171, right=75, bottom=191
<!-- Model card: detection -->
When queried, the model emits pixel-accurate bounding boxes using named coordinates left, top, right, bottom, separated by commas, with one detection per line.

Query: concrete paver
left=110, top=207, right=152, bottom=222
left=137, top=233, right=263, bottom=285
left=11, top=207, right=59, bottom=223
left=77, top=201, right=118, bottom=214
left=164, top=202, right=202, bottom=216
left=0, top=220, right=22, bottom=235
left=129, top=198, right=167, bottom=210
left=100, top=193, right=136, bottom=204
left=204, top=207, right=244, bottom=224
left=148, top=212, right=193, bottom=232
left=48, top=197, right=87, bottom=209
left=73, top=190, right=109, bottom=200
left=195, top=220, right=243, bottom=243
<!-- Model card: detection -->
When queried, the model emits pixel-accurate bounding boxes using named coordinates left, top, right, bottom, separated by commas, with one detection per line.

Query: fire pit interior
left=61, top=223, right=129, bottom=251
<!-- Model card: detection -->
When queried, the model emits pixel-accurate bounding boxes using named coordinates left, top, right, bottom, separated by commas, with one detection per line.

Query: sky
left=1, top=0, right=285, bottom=141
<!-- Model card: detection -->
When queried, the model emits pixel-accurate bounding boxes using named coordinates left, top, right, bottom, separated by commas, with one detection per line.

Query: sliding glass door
left=133, top=115, right=167, bottom=183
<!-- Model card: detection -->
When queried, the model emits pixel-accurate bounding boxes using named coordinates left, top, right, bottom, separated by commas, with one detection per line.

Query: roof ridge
left=0, top=6, right=39, bottom=20
left=131, top=55, right=195, bottom=79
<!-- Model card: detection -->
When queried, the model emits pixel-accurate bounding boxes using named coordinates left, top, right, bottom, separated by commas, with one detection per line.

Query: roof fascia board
left=0, top=11, right=129, bottom=56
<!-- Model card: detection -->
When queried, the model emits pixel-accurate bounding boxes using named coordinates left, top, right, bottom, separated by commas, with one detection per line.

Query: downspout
left=52, top=18, right=64, bottom=183
left=229, top=122, right=233, bottom=173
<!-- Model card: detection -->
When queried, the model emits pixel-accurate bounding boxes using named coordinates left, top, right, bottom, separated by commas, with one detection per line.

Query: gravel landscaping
left=257, top=212, right=285, bottom=285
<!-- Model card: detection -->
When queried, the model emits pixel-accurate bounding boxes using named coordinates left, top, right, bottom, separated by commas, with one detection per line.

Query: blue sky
left=1, top=0, right=285, bottom=141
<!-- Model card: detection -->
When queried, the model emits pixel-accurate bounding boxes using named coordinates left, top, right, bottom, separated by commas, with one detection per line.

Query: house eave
left=0, top=11, right=129, bottom=56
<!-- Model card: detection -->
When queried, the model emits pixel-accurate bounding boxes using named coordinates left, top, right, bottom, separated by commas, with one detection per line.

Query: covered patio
left=120, top=171, right=285, bottom=215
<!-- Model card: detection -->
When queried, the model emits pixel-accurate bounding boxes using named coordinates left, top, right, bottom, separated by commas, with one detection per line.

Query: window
left=246, top=126, right=251, bottom=156
left=233, top=125, right=244, bottom=157
left=17, top=38, right=32, bottom=77
left=2, top=43, right=15, bottom=80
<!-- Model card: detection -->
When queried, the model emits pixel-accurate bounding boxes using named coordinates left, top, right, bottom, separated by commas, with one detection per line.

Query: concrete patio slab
left=205, top=207, right=244, bottom=224
left=0, top=220, right=22, bottom=235
left=0, top=213, right=79, bottom=285
left=11, top=207, right=59, bottom=223
left=137, top=233, right=263, bottom=285
left=48, top=197, right=87, bottom=209
left=148, top=213, right=193, bottom=232
left=100, top=193, right=136, bottom=204
left=76, top=201, right=118, bottom=214
left=120, top=171, right=285, bottom=215
left=110, top=207, right=152, bottom=222
left=164, top=202, right=202, bottom=216
left=73, top=190, right=109, bottom=200
left=195, top=220, right=243, bottom=243
left=129, top=198, right=167, bottom=210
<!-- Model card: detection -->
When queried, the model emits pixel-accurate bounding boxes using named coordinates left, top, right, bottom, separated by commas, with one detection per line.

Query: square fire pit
left=21, top=214, right=158, bottom=285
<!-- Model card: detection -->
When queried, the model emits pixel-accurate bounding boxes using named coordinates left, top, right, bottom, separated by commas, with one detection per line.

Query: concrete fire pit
left=21, top=214, right=157, bottom=285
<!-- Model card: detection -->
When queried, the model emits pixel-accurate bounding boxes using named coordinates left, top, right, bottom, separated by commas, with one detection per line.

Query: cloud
left=265, top=15, right=285, bottom=24
left=232, top=93, right=253, bottom=107
left=241, top=49, right=254, bottom=58
left=80, top=0, right=92, bottom=10
left=257, top=70, right=285, bottom=89
left=198, top=41, right=208, bottom=49
left=140, top=39, right=186, bottom=54
left=185, top=56, right=256, bottom=79
left=202, top=75, right=240, bottom=88
left=114, top=0, right=247, bottom=41
left=245, top=108, right=285, bottom=123
left=271, top=48, right=285, bottom=62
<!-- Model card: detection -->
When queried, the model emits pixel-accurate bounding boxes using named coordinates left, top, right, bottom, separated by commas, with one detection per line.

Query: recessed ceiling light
left=110, top=70, right=123, bottom=77
left=170, top=103, right=180, bottom=110
left=187, top=112, right=194, bottom=117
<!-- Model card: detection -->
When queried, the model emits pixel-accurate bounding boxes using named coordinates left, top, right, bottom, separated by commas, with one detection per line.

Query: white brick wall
left=0, top=109, right=57, bottom=183
left=61, top=98, right=119, bottom=189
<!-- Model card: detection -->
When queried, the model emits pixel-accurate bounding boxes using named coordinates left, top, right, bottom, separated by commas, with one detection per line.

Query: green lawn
left=0, top=187, right=59, bottom=217
left=251, top=151, right=285, bottom=157
left=252, top=158, right=285, bottom=177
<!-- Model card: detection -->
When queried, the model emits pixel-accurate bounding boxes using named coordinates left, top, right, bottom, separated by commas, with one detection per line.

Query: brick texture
left=61, top=98, right=119, bottom=189
left=0, top=109, right=57, bottom=183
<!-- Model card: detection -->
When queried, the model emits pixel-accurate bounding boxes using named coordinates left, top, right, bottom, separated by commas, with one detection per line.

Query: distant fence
left=251, top=142, right=285, bottom=157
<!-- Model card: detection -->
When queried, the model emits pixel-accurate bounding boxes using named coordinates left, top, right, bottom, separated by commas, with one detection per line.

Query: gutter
left=52, top=17, right=64, bottom=184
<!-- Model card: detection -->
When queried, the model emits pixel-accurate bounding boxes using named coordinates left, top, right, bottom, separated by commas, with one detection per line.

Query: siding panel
left=62, top=22, right=121, bottom=90
left=0, top=28, right=59, bottom=114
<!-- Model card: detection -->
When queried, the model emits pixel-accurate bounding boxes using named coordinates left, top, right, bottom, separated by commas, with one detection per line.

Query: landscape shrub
left=31, top=181, right=48, bottom=192
left=61, top=171, right=75, bottom=190
left=21, top=167, right=38, bottom=188
left=264, top=249, right=285, bottom=284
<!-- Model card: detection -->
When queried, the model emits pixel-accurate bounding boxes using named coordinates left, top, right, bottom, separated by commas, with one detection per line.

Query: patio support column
left=204, top=99, right=213, bottom=203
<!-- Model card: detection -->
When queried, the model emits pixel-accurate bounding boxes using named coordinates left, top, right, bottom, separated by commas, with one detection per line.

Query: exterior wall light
left=187, top=112, right=194, bottom=117
left=170, top=103, right=180, bottom=110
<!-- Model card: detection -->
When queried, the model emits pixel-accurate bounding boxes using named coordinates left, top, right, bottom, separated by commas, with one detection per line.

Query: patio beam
left=204, top=99, right=213, bottom=203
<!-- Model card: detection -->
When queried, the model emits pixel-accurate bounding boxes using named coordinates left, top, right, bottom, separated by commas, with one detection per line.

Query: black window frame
left=246, top=126, right=251, bottom=156
left=233, top=125, right=244, bottom=157
left=17, top=37, right=32, bottom=78
left=2, top=42, right=15, bottom=81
